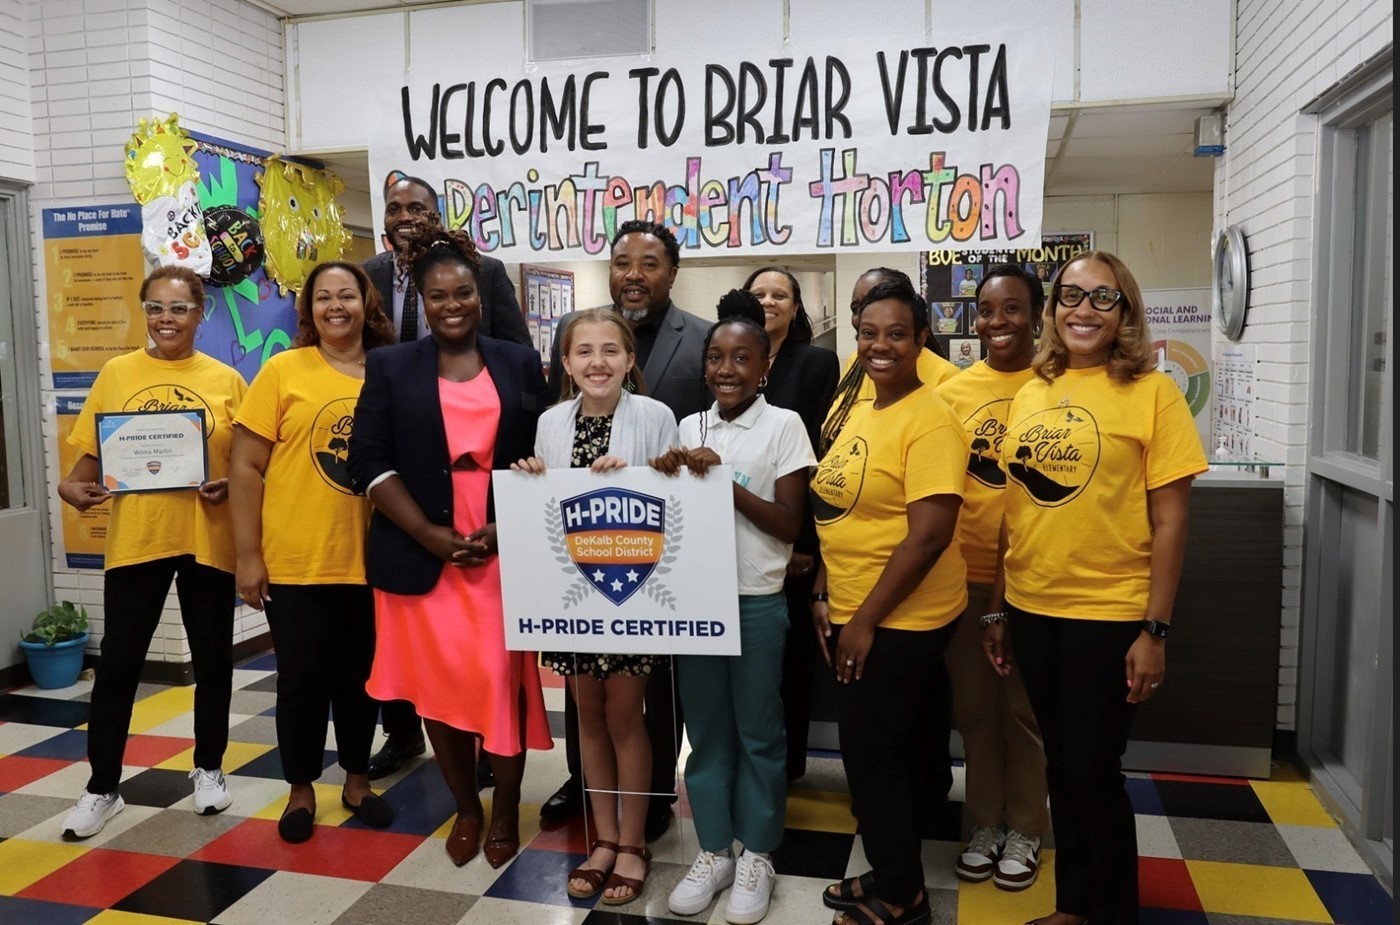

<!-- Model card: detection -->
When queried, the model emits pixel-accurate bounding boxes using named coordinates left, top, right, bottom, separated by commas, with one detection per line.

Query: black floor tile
left=1152, top=780, right=1271, bottom=823
left=112, top=859, right=274, bottom=921
left=239, top=673, right=280, bottom=693
left=119, top=768, right=200, bottom=808
left=0, top=694, right=91, bottom=728
left=771, top=826, right=857, bottom=879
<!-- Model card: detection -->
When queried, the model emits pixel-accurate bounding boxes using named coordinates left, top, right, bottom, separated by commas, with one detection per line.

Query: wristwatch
left=810, top=592, right=829, bottom=603
left=1142, top=619, right=1171, bottom=639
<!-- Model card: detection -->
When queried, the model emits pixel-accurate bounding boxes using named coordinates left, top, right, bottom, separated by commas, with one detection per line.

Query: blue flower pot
left=20, top=632, right=89, bottom=690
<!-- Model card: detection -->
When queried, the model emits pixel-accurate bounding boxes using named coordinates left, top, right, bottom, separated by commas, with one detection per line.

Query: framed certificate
left=95, top=410, right=209, bottom=493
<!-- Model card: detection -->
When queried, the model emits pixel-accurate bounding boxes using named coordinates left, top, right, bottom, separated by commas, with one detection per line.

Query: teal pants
left=676, top=592, right=789, bottom=853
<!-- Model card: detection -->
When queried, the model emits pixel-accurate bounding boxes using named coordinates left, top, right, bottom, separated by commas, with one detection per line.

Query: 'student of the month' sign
left=370, top=31, right=1053, bottom=260
left=495, top=467, right=739, bottom=655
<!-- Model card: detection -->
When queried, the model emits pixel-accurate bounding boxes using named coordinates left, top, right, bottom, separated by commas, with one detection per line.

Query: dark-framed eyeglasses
left=1055, top=284, right=1123, bottom=312
left=141, top=301, right=197, bottom=317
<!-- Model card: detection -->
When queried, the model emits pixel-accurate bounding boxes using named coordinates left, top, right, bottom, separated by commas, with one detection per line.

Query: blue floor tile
left=237, top=652, right=279, bottom=672
left=484, top=847, right=597, bottom=908
left=1126, top=777, right=1167, bottom=815
left=0, top=896, right=99, bottom=925
left=14, top=728, right=88, bottom=761
left=346, top=758, right=455, bottom=834
left=1305, top=868, right=1394, bottom=925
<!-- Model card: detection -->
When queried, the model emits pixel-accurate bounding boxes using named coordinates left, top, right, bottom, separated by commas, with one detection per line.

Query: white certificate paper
left=96, top=410, right=208, bottom=493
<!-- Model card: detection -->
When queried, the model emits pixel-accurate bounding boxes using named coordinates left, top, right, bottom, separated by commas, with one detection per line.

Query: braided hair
left=697, top=289, right=770, bottom=447
left=398, top=227, right=482, bottom=295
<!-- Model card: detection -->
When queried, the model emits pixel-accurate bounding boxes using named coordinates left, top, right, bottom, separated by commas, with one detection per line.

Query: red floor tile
left=19, top=848, right=181, bottom=908
left=191, top=818, right=424, bottom=881
left=1150, top=772, right=1250, bottom=786
left=1139, top=856, right=1203, bottom=911
left=0, top=755, right=71, bottom=792
left=122, top=735, right=196, bottom=768
left=529, top=814, right=592, bottom=853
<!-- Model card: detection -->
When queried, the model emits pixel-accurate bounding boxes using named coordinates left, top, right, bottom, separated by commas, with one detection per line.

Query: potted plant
left=19, top=601, right=90, bottom=690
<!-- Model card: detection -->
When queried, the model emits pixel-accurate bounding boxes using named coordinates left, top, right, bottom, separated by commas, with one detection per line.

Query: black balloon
left=204, top=205, right=265, bottom=287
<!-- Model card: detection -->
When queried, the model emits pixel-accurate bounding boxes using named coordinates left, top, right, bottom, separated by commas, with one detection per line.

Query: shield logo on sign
left=146, top=460, right=162, bottom=474
left=559, top=487, right=666, bottom=606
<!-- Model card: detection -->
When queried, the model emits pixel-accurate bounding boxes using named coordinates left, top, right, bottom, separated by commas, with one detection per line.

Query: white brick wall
left=28, top=0, right=286, bottom=663
left=0, top=1, right=35, bottom=182
left=1217, top=0, right=1393, bottom=729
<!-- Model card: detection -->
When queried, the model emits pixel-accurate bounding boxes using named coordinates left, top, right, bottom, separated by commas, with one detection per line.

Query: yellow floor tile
left=250, top=782, right=356, bottom=825
left=1251, top=780, right=1338, bottom=828
left=784, top=788, right=857, bottom=834
left=0, top=838, right=88, bottom=894
left=127, top=687, right=197, bottom=734
left=957, top=849, right=1059, bottom=924
left=84, top=912, right=204, bottom=925
left=1187, top=860, right=1334, bottom=922
left=155, top=740, right=271, bottom=773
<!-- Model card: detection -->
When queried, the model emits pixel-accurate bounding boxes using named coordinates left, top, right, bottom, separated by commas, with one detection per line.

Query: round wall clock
left=1212, top=225, right=1250, bottom=341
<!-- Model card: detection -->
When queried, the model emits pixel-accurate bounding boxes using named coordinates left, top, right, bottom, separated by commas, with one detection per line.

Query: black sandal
left=832, top=890, right=931, bottom=925
left=823, top=872, right=877, bottom=910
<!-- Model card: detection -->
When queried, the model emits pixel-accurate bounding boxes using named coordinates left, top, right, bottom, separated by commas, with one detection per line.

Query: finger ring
left=845, top=658, right=855, bottom=666
left=1150, top=682, right=1160, bottom=689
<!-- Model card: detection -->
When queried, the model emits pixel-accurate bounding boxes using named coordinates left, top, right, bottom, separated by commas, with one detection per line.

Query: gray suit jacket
left=547, top=301, right=711, bottom=422
left=363, top=250, right=531, bottom=347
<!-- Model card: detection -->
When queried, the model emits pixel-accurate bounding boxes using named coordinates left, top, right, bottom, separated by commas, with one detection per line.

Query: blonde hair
left=556, top=308, right=647, bottom=401
left=1033, top=251, right=1156, bottom=384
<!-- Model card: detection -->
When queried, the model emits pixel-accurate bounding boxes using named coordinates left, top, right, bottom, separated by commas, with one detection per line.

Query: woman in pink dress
left=348, top=229, right=553, bottom=869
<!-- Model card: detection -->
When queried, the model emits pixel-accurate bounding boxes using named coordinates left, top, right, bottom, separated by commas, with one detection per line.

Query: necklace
left=318, top=344, right=365, bottom=367
left=1052, top=369, right=1098, bottom=408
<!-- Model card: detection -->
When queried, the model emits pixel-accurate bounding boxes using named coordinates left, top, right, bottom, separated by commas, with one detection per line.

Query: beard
left=618, top=307, right=650, bottom=323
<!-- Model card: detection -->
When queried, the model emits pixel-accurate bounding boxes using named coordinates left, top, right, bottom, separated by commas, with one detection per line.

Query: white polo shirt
left=678, top=395, right=817, bottom=596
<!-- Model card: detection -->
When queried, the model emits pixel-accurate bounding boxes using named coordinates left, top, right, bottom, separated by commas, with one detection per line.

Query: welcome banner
left=369, top=32, right=1053, bottom=259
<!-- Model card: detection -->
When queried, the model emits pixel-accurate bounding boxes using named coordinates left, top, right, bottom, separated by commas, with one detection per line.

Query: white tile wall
left=27, top=0, right=287, bottom=663
left=1216, top=0, right=1393, bottom=728
left=0, top=0, right=36, bottom=183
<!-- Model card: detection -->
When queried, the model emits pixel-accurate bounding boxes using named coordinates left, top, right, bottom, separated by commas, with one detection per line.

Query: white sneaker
left=669, top=849, right=736, bottom=915
left=993, top=830, right=1040, bottom=891
left=190, top=768, right=232, bottom=815
left=725, top=850, right=776, bottom=924
left=62, top=791, right=124, bottom=839
left=955, top=825, right=1003, bottom=881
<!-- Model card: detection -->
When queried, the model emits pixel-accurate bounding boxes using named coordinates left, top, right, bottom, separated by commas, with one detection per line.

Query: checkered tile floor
left=0, top=652, right=1391, bottom=924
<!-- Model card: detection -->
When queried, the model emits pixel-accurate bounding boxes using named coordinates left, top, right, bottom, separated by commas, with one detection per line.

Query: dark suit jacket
left=764, top=340, right=838, bottom=556
left=547, top=301, right=711, bottom=422
left=364, top=251, right=532, bottom=347
left=347, top=335, right=549, bottom=595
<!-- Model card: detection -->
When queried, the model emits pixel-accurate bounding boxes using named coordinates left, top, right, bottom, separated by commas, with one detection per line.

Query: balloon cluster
left=123, top=113, right=212, bottom=276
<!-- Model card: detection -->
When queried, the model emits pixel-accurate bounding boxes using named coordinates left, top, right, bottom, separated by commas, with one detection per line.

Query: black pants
left=562, top=656, right=681, bottom=809
left=378, top=697, right=422, bottom=742
left=264, top=584, right=377, bottom=785
left=88, top=556, right=233, bottom=795
left=832, top=620, right=957, bottom=906
left=1010, top=606, right=1142, bottom=924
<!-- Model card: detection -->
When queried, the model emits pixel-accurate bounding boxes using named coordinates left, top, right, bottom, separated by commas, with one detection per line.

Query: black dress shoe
left=367, top=735, right=426, bottom=780
left=341, top=792, right=395, bottom=829
left=538, top=778, right=583, bottom=824
left=278, top=806, right=314, bottom=843
left=644, top=803, right=674, bottom=843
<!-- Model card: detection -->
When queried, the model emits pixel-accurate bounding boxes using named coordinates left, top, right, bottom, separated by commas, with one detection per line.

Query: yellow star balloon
left=256, top=156, right=351, bottom=295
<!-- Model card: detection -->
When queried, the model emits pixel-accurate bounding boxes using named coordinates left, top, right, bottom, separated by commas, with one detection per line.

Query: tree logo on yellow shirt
left=1006, top=405, right=1101, bottom=506
left=124, top=385, right=215, bottom=433
left=965, top=399, right=1011, bottom=488
left=811, top=436, right=868, bottom=524
left=310, top=398, right=357, bottom=494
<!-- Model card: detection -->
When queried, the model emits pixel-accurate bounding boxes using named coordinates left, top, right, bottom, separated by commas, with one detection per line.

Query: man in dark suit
left=362, top=175, right=532, bottom=780
left=363, top=176, right=532, bottom=347
left=541, top=220, right=709, bottom=841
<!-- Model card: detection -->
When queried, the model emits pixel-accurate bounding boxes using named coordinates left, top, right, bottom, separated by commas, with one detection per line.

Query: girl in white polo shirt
left=652, top=290, right=817, bottom=924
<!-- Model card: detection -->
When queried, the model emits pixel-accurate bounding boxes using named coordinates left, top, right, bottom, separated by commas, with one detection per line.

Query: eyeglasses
left=141, top=301, right=198, bottom=317
left=1055, top=284, right=1123, bottom=311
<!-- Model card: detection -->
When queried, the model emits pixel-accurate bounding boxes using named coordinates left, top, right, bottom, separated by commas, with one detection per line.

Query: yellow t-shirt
left=812, top=383, right=970, bottom=631
left=1001, top=367, right=1208, bottom=620
left=70, top=350, right=247, bottom=572
left=936, top=361, right=1036, bottom=584
left=234, top=347, right=371, bottom=585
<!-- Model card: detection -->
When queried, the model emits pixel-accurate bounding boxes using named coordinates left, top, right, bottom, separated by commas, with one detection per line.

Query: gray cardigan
left=535, top=390, right=679, bottom=467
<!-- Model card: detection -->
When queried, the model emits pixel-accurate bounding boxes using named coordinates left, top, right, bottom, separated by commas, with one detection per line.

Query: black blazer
left=764, top=339, right=839, bottom=556
left=548, top=301, right=712, bottom=422
left=364, top=251, right=532, bottom=347
left=348, top=335, right=550, bottom=595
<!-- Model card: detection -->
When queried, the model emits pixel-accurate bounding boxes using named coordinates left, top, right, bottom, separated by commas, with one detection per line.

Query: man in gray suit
left=541, top=220, right=709, bottom=840
left=364, top=175, right=531, bottom=346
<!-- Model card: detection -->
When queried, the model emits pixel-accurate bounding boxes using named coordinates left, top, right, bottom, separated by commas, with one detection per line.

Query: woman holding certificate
left=348, top=229, right=553, bottom=870
left=229, top=261, right=396, bottom=843
left=56, top=265, right=247, bottom=840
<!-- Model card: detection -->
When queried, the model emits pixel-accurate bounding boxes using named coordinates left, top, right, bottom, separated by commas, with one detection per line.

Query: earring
left=759, top=375, right=769, bottom=389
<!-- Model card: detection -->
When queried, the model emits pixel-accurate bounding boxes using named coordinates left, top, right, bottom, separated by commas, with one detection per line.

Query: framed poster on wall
left=918, top=232, right=1094, bottom=360
left=521, top=265, right=575, bottom=369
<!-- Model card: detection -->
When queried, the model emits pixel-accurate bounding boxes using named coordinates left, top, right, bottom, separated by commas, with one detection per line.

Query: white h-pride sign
left=495, top=467, right=739, bottom=655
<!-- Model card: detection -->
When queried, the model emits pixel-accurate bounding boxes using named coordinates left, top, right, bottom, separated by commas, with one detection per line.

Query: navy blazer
left=348, top=335, right=550, bottom=595
left=364, top=251, right=532, bottom=347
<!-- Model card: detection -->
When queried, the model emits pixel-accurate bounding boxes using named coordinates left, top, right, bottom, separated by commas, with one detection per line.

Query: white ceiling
left=254, top=0, right=445, bottom=15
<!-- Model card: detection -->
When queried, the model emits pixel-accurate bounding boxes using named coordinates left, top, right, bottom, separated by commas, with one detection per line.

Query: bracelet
left=810, top=592, right=829, bottom=603
left=979, top=611, right=1009, bottom=628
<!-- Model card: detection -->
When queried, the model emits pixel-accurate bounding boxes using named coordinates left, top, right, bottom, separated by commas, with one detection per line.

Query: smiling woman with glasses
left=55, top=264, right=249, bottom=842
left=981, top=251, right=1208, bottom=925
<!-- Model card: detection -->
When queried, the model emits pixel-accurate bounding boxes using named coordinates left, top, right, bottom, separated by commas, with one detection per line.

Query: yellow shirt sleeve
left=234, top=357, right=284, bottom=443
left=1146, top=378, right=1209, bottom=489
left=904, top=421, right=969, bottom=502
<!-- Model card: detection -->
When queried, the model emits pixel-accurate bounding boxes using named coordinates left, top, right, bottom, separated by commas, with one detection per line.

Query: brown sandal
left=599, top=844, right=651, bottom=905
left=566, top=839, right=619, bottom=899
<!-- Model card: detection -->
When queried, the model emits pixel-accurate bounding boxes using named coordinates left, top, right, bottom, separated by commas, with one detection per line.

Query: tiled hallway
left=0, top=652, right=1391, bottom=925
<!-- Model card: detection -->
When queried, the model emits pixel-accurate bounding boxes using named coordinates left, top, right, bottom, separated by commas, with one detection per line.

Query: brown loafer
left=482, top=814, right=520, bottom=869
left=445, top=812, right=482, bottom=867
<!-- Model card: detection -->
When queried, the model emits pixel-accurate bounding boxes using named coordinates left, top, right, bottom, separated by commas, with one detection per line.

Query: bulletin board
left=521, top=265, right=575, bottom=368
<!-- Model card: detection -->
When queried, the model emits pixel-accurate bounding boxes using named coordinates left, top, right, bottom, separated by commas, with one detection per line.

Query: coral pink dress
left=367, top=369, right=552, bottom=756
